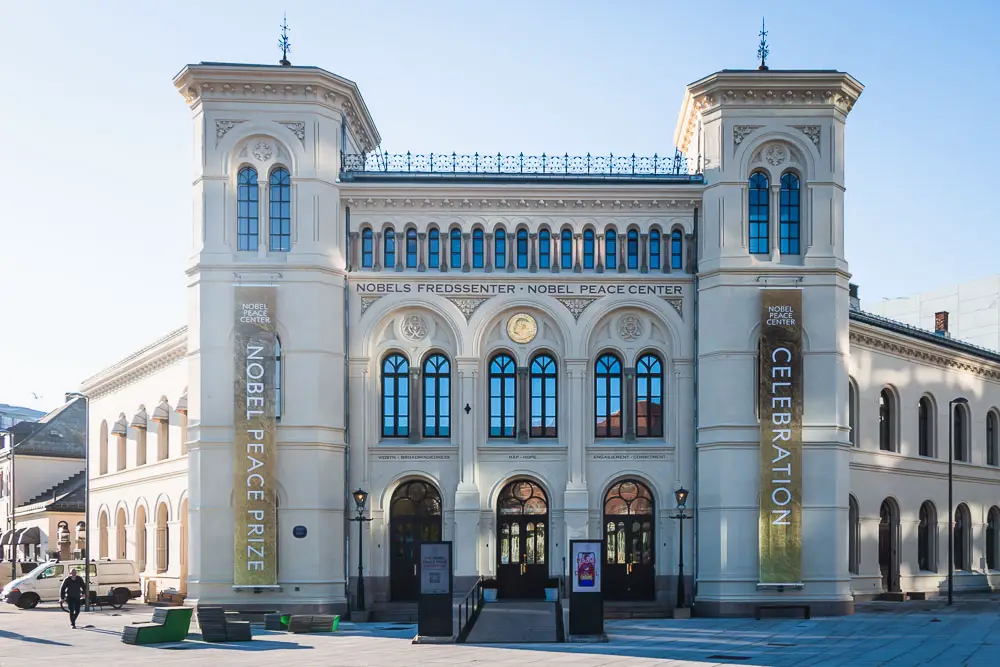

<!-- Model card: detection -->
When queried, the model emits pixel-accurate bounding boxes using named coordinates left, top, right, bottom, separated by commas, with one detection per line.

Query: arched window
left=636, top=354, right=663, bottom=438
left=361, top=228, right=374, bottom=268
left=275, top=337, right=283, bottom=421
left=450, top=228, right=462, bottom=268
left=428, top=229, right=440, bottom=269
left=516, top=229, right=529, bottom=269
left=538, top=230, right=551, bottom=269
left=489, top=354, right=516, bottom=438
left=115, top=508, right=127, bottom=560
left=954, top=503, right=972, bottom=571
left=473, top=228, right=484, bottom=268
left=268, top=167, right=291, bottom=252
left=560, top=229, right=573, bottom=269
left=918, top=501, right=937, bottom=571
left=495, top=229, right=507, bottom=268
left=879, top=389, right=895, bottom=452
left=671, top=229, right=683, bottom=270
left=848, top=495, right=860, bottom=574
left=605, top=230, right=617, bottom=271
left=780, top=172, right=800, bottom=255
left=98, top=511, right=109, bottom=559
left=135, top=505, right=147, bottom=573
left=988, top=410, right=999, bottom=467
left=237, top=166, right=259, bottom=251
left=406, top=228, right=418, bottom=268
left=848, top=379, right=857, bottom=446
left=381, top=354, right=409, bottom=438
left=749, top=172, right=769, bottom=255
left=918, top=397, right=933, bottom=457
left=627, top=229, right=639, bottom=270
left=423, top=354, right=451, bottom=438
left=529, top=354, right=557, bottom=437
left=649, top=229, right=661, bottom=270
left=384, top=226, right=396, bottom=268
left=987, top=506, right=1000, bottom=570
left=99, top=420, right=108, bottom=475
left=954, top=403, right=969, bottom=462
left=156, top=503, right=169, bottom=573
left=595, top=354, right=623, bottom=438
left=583, top=229, right=595, bottom=269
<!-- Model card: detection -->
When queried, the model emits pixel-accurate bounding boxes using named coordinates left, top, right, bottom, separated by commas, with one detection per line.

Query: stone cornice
left=81, top=327, right=189, bottom=399
left=173, top=62, right=380, bottom=153
left=674, top=70, right=864, bottom=155
left=344, top=195, right=702, bottom=214
left=850, top=321, right=1000, bottom=381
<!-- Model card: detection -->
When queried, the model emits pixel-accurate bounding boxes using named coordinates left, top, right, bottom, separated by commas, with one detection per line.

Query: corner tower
left=675, top=70, right=863, bottom=615
left=173, top=62, right=379, bottom=612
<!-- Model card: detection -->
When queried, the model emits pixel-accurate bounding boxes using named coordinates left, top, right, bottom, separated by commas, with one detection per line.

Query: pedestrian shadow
left=148, top=637, right=311, bottom=652
left=0, top=628, right=71, bottom=647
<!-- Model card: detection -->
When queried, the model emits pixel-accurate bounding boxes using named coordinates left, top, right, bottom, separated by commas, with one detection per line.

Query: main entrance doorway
left=389, top=480, right=442, bottom=601
left=603, top=479, right=656, bottom=600
left=496, top=480, right=548, bottom=599
left=878, top=498, right=900, bottom=593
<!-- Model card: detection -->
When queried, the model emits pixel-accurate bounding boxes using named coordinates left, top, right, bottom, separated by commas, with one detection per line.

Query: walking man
left=60, top=568, right=86, bottom=629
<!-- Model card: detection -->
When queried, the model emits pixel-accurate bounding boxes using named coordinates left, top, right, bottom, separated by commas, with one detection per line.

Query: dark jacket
left=60, top=576, right=85, bottom=601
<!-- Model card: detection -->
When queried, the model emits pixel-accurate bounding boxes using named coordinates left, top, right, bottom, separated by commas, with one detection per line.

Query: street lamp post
left=947, top=396, right=968, bottom=606
left=66, top=392, right=90, bottom=612
left=348, top=489, right=372, bottom=613
left=670, top=487, right=692, bottom=609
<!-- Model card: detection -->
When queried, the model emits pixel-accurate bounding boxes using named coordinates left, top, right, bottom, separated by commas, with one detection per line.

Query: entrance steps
left=604, top=600, right=672, bottom=619
left=370, top=602, right=417, bottom=622
left=465, top=600, right=558, bottom=643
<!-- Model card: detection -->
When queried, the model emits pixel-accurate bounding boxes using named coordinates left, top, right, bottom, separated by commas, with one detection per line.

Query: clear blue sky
left=2, top=0, right=998, bottom=412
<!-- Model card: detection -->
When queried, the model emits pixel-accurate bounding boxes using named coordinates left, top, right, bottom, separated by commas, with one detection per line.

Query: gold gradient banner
left=758, top=289, right=803, bottom=585
left=233, top=286, right=278, bottom=587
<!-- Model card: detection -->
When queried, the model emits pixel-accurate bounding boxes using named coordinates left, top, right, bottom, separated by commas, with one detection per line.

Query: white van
left=1, top=559, right=142, bottom=609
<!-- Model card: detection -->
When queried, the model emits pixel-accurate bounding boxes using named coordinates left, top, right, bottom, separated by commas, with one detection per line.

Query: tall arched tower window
left=879, top=389, right=896, bottom=452
left=560, top=230, right=573, bottom=269
left=605, top=230, right=617, bottom=271
left=268, top=167, right=291, bottom=252
left=779, top=172, right=800, bottom=254
left=495, top=229, right=507, bottom=268
left=635, top=353, right=663, bottom=438
left=384, top=227, right=396, bottom=268
left=954, top=403, right=969, bottom=462
left=670, top=229, right=683, bottom=270
left=237, top=166, right=259, bottom=251
left=423, top=354, right=451, bottom=438
left=595, top=353, right=623, bottom=438
left=988, top=410, right=999, bottom=466
left=381, top=354, right=409, bottom=438
left=918, top=396, right=934, bottom=457
left=538, top=230, right=551, bottom=269
left=626, top=229, right=639, bottom=270
left=489, top=354, right=516, bottom=438
left=361, top=228, right=374, bottom=268
left=428, top=229, right=440, bottom=268
left=516, top=229, right=529, bottom=269
left=582, top=229, right=595, bottom=270
left=749, top=172, right=769, bottom=255
left=406, top=228, right=418, bottom=268
left=649, top=229, right=661, bottom=270
left=529, top=354, right=557, bottom=437
left=450, top=228, right=462, bottom=268
left=473, top=228, right=485, bottom=268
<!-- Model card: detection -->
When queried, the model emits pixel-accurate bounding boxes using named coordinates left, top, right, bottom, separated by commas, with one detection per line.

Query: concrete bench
left=121, top=607, right=193, bottom=645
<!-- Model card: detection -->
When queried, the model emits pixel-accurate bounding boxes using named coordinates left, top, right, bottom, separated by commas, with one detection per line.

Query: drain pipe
left=343, top=200, right=353, bottom=617
left=690, top=205, right=700, bottom=609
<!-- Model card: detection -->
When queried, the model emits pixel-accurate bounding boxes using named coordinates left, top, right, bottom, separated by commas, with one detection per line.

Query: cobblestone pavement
left=0, top=597, right=998, bottom=666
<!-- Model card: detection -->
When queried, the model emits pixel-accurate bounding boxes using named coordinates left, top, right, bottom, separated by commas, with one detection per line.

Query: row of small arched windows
left=749, top=171, right=800, bottom=255
left=237, top=165, right=291, bottom=252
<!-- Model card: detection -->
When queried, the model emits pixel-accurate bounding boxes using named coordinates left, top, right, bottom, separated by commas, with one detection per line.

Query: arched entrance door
left=603, top=479, right=655, bottom=600
left=389, top=480, right=442, bottom=601
left=878, top=499, right=900, bottom=593
left=496, top=480, right=548, bottom=599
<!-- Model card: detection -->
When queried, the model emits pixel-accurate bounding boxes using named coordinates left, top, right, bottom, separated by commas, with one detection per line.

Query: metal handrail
left=456, top=576, right=484, bottom=643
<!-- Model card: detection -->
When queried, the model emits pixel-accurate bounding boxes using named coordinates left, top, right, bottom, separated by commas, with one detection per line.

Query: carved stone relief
left=618, top=315, right=643, bottom=341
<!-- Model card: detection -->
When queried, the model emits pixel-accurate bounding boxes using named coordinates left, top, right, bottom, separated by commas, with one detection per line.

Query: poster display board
left=420, top=542, right=451, bottom=595
left=572, top=541, right=602, bottom=593
left=417, top=541, right=453, bottom=638
left=568, top=540, right=604, bottom=638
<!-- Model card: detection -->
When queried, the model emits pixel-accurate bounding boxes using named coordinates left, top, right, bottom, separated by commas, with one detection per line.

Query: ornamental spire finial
left=757, top=17, right=769, bottom=71
left=278, top=13, right=292, bottom=66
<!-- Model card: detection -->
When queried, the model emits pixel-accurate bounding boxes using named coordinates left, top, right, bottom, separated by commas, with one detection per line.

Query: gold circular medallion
left=506, top=313, right=538, bottom=344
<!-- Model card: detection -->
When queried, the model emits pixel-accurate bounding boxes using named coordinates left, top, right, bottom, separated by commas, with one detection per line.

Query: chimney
left=934, top=311, right=950, bottom=337
left=849, top=283, right=860, bottom=311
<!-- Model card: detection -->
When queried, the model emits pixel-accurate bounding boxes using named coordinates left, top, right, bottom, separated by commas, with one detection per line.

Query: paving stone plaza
left=1, top=598, right=999, bottom=666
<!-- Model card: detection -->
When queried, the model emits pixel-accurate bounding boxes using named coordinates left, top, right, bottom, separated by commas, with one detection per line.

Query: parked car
left=1, top=559, right=142, bottom=609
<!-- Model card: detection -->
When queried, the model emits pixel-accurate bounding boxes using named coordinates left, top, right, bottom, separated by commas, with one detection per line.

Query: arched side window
left=987, top=506, right=1000, bottom=570
left=361, top=228, right=374, bottom=268
left=955, top=503, right=972, bottom=571
left=275, top=337, right=283, bottom=421
left=954, top=403, right=969, bottom=462
left=918, top=501, right=937, bottom=572
left=269, top=167, right=291, bottom=252
left=237, top=166, right=259, bottom=251
left=848, top=495, right=860, bottom=574
left=384, top=226, right=396, bottom=268
left=473, top=228, right=485, bottom=268
left=115, top=508, right=127, bottom=560
left=779, top=172, right=800, bottom=255
left=583, top=229, right=595, bottom=270
left=381, top=354, right=409, bottom=438
left=406, top=228, right=418, bottom=268
left=988, top=410, right=999, bottom=467
left=595, top=353, right=623, bottom=438
left=538, top=230, right=551, bottom=269
left=626, top=229, right=639, bottom=270
left=99, top=420, right=108, bottom=475
left=428, top=228, right=440, bottom=269
left=670, top=229, right=683, bottom=270
left=516, top=229, right=529, bottom=269
left=135, top=506, right=147, bottom=573
left=155, top=503, right=169, bottom=573
left=649, top=229, right=661, bottom=270
left=879, top=389, right=896, bottom=452
left=489, top=354, right=516, bottom=438
left=530, top=354, right=557, bottom=437
left=636, top=353, right=663, bottom=438
left=918, top=397, right=934, bottom=457
left=560, top=229, right=573, bottom=269
left=495, top=229, right=507, bottom=269
left=423, top=354, right=451, bottom=438
left=450, top=228, right=462, bottom=269
left=848, top=379, right=857, bottom=446
left=749, top=171, right=769, bottom=255
left=605, top=230, right=617, bottom=271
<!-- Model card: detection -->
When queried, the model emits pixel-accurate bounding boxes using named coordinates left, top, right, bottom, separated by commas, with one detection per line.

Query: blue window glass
left=583, top=229, right=595, bottom=269
left=381, top=354, right=409, bottom=437
left=560, top=230, right=573, bottom=269
left=605, top=231, right=617, bottom=270
left=516, top=229, right=528, bottom=269
left=636, top=354, right=663, bottom=437
left=671, top=230, right=683, bottom=270
left=361, top=228, right=373, bottom=268
left=489, top=354, right=516, bottom=438
left=495, top=229, right=506, bottom=268
left=649, top=229, right=661, bottom=270
left=749, top=172, right=769, bottom=254
left=268, top=167, right=291, bottom=252
left=627, top=229, right=639, bottom=270
left=428, top=229, right=440, bottom=268
left=780, top=172, right=800, bottom=255
left=406, top=228, right=417, bottom=268
left=450, top=229, right=462, bottom=268
left=539, top=230, right=551, bottom=269
left=384, top=227, right=396, bottom=268
left=423, top=354, right=450, bottom=438
left=237, top=166, right=259, bottom=252
left=530, top=354, right=557, bottom=437
left=595, top=354, right=622, bottom=438
left=473, top=228, right=484, bottom=268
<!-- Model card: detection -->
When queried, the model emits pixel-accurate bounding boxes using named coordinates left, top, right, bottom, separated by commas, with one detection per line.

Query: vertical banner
left=758, top=289, right=803, bottom=585
left=233, top=286, right=278, bottom=587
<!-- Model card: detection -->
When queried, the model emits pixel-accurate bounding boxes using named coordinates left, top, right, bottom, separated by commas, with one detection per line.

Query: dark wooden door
left=496, top=480, right=548, bottom=600
left=389, top=480, right=442, bottom=602
left=602, top=480, right=656, bottom=601
left=878, top=501, right=899, bottom=593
